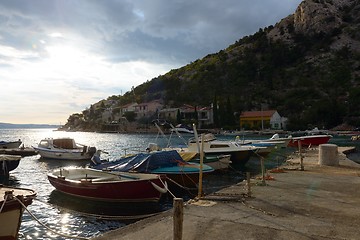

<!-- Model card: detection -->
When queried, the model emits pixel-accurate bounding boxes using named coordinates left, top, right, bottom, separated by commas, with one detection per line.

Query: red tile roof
left=240, top=110, right=277, bottom=118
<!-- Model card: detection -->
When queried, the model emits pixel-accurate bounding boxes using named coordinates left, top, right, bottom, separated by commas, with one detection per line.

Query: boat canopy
left=92, top=150, right=187, bottom=172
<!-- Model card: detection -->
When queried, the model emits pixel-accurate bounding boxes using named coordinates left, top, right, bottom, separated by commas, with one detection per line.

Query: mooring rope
left=15, top=196, right=90, bottom=240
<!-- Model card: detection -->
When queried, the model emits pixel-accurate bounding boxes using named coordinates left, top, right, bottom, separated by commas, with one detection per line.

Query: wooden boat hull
left=287, top=135, right=332, bottom=148
left=0, top=155, right=21, bottom=178
left=48, top=168, right=166, bottom=202
left=0, top=186, right=36, bottom=240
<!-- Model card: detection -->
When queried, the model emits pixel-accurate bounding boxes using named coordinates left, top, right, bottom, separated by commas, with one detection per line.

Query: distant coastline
left=0, top=122, right=60, bottom=129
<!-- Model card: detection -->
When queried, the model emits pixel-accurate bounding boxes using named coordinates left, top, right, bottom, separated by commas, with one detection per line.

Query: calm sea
left=0, top=128, right=357, bottom=239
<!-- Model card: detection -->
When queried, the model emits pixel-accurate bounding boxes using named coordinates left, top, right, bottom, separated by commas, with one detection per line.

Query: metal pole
left=197, top=134, right=204, bottom=198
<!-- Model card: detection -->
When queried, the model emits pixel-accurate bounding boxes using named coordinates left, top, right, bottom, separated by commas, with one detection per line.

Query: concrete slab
left=93, top=147, right=360, bottom=240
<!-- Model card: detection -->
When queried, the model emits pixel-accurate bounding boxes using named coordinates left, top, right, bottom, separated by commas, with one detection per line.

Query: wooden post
left=173, top=198, right=184, bottom=240
left=298, top=140, right=304, bottom=171
left=197, top=134, right=204, bottom=198
left=260, top=157, right=265, bottom=185
left=246, top=172, right=251, bottom=197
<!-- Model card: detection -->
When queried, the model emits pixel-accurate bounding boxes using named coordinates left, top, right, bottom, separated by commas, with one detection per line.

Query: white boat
left=170, top=124, right=194, bottom=134
left=236, top=134, right=291, bottom=149
left=0, top=186, right=36, bottom=239
left=0, top=140, right=22, bottom=149
left=33, top=138, right=98, bottom=160
left=186, top=133, right=258, bottom=166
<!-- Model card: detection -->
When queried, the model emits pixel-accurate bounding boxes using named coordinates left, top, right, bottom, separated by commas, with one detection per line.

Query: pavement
left=92, top=146, right=360, bottom=240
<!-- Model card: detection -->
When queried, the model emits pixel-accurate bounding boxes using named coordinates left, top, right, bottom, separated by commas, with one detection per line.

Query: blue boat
left=91, top=150, right=214, bottom=189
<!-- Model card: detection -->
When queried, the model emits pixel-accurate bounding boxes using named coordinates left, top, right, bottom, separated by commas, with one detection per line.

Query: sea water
left=0, top=128, right=356, bottom=239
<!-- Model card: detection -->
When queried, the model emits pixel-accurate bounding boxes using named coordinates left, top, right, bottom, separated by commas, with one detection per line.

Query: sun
left=44, top=45, right=87, bottom=74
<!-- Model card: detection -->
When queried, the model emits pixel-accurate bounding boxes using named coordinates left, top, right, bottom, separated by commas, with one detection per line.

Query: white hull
left=35, top=147, right=93, bottom=160
left=34, top=138, right=97, bottom=160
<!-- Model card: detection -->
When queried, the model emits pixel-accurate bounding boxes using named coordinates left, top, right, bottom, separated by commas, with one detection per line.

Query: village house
left=239, top=110, right=287, bottom=130
left=134, top=100, right=163, bottom=119
left=158, top=104, right=214, bottom=128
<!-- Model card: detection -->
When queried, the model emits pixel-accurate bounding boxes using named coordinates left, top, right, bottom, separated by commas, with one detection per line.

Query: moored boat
left=0, top=140, right=22, bottom=149
left=186, top=133, right=258, bottom=166
left=33, top=138, right=98, bottom=160
left=0, top=185, right=36, bottom=239
left=179, top=152, right=232, bottom=171
left=90, top=150, right=214, bottom=189
left=0, top=154, right=22, bottom=179
left=48, top=167, right=167, bottom=202
left=287, top=134, right=332, bottom=148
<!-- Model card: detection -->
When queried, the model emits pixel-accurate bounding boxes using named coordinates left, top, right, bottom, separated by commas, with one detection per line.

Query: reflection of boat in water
left=48, top=190, right=166, bottom=221
left=0, top=185, right=36, bottom=239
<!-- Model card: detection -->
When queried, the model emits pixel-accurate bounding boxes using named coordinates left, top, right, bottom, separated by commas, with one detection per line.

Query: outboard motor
left=87, top=147, right=97, bottom=156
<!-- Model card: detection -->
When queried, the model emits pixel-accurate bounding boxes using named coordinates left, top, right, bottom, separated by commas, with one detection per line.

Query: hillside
left=64, top=0, right=360, bottom=131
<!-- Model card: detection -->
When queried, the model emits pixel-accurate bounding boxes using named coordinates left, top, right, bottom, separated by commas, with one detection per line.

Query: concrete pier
left=93, top=146, right=360, bottom=240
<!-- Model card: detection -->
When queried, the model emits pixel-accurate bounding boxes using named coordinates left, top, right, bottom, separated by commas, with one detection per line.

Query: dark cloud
left=0, top=0, right=302, bottom=66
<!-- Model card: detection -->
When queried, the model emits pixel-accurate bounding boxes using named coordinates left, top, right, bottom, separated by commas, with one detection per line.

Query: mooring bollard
left=173, top=198, right=184, bottom=240
left=246, top=172, right=251, bottom=197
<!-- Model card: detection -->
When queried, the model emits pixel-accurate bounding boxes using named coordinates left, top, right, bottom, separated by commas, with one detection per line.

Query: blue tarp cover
left=92, top=150, right=187, bottom=173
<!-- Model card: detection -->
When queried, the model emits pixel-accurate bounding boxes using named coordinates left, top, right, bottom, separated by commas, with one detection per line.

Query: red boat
left=0, top=186, right=36, bottom=240
left=287, top=135, right=332, bottom=148
left=48, top=167, right=168, bottom=202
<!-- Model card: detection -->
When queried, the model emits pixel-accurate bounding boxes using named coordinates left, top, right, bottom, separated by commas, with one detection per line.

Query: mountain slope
left=66, top=0, right=360, bottom=131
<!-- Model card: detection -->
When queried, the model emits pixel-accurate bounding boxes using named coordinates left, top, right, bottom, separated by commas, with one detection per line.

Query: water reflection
left=48, top=190, right=167, bottom=222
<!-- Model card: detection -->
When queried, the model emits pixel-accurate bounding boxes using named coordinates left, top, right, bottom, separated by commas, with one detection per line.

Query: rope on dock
left=14, top=196, right=90, bottom=240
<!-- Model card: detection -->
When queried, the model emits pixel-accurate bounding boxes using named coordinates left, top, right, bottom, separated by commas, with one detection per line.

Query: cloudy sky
left=0, top=0, right=302, bottom=124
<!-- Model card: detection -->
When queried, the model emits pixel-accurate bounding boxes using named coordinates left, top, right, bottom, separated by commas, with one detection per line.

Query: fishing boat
left=33, top=138, right=98, bottom=160
left=287, top=134, right=332, bottom=148
left=48, top=167, right=167, bottom=202
left=0, top=140, right=22, bottom=149
left=0, top=154, right=21, bottom=178
left=90, top=150, right=214, bottom=189
left=0, top=185, right=36, bottom=239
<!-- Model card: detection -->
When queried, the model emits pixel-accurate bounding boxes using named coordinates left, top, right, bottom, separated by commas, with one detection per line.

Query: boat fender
left=151, top=181, right=168, bottom=194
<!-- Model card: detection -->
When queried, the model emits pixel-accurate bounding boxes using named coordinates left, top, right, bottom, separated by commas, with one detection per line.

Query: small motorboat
left=48, top=167, right=167, bottom=202
left=91, top=150, right=214, bottom=189
left=33, top=138, right=98, bottom=160
left=0, top=140, right=22, bottom=149
left=0, top=154, right=22, bottom=178
left=186, top=133, right=258, bottom=166
left=0, top=185, right=36, bottom=239
left=287, top=134, right=332, bottom=148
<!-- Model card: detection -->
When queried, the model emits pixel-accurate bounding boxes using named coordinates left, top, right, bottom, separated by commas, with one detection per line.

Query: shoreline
left=93, top=145, right=360, bottom=240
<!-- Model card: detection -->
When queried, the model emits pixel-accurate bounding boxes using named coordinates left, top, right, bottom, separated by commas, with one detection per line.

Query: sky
left=0, top=0, right=302, bottom=125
